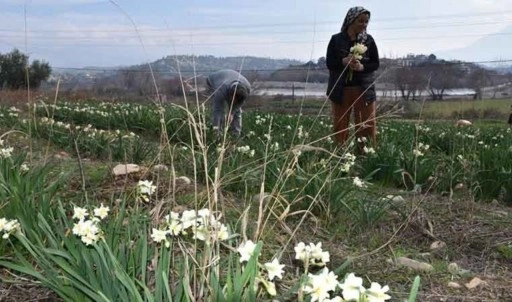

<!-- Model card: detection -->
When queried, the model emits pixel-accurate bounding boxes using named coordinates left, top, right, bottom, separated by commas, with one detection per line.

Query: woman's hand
left=343, top=54, right=364, bottom=71
left=342, top=54, right=354, bottom=65
left=348, top=59, right=364, bottom=71
left=351, top=61, right=364, bottom=71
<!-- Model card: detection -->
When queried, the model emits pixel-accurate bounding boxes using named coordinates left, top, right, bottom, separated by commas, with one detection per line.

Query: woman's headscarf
left=340, top=6, right=371, bottom=43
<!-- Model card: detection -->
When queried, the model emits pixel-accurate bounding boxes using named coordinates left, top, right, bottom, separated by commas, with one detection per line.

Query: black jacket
left=325, top=32, right=379, bottom=103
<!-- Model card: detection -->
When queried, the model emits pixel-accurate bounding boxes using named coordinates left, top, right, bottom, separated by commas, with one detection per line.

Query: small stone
left=447, top=281, right=462, bottom=289
left=454, top=183, right=464, bottom=190
left=392, top=195, right=405, bottom=203
left=176, top=176, right=191, bottom=185
left=465, top=277, right=487, bottom=289
left=113, top=164, right=140, bottom=176
left=430, top=241, right=447, bottom=251
left=54, top=151, right=71, bottom=160
left=395, top=257, right=434, bottom=272
left=456, top=119, right=472, bottom=127
left=152, top=164, right=169, bottom=172
left=448, top=262, right=459, bottom=275
left=384, top=195, right=405, bottom=203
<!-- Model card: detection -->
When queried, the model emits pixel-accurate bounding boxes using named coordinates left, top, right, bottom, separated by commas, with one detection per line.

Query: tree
left=425, top=63, right=462, bottom=100
left=317, top=57, right=326, bottom=68
left=393, top=66, right=427, bottom=101
left=467, top=68, right=491, bottom=100
left=29, top=59, right=52, bottom=88
left=0, top=48, right=51, bottom=89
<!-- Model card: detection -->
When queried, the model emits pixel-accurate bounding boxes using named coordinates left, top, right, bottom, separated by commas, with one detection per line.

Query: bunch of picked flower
left=348, top=43, right=367, bottom=81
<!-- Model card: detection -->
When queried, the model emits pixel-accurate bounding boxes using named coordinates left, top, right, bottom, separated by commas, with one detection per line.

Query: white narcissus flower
left=0, top=219, right=20, bottom=239
left=357, top=137, right=367, bottom=143
left=20, top=163, right=29, bottom=172
left=150, top=228, right=168, bottom=243
left=0, top=147, right=14, bottom=159
left=78, top=220, right=98, bottom=237
left=165, top=211, right=180, bottom=222
left=257, top=277, right=277, bottom=296
left=353, top=177, right=365, bottom=188
left=320, top=250, right=330, bottom=264
left=0, top=218, right=8, bottom=232
left=413, top=149, right=424, bottom=157
left=72, top=219, right=100, bottom=245
left=363, top=146, right=376, bottom=154
left=216, top=224, right=230, bottom=241
left=264, top=258, right=285, bottom=281
left=294, top=242, right=309, bottom=262
left=339, top=273, right=365, bottom=301
left=316, top=267, right=339, bottom=293
left=137, top=180, right=157, bottom=195
left=365, top=282, right=391, bottom=302
left=197, top=208, right=211, bottom=220
left=237, top=240, right=258, bottom=263
left=350, top=43, right=368, bottom=55
left=237, top=145, right=251, bottom=153
left=309, top=242, right=330, bottom=264
left=181, top=210, right=198, bottom=229
left=93, top=204, right=110, bottom=220
left=192, top=225, right=208, bottom=241
left=72, top=206, right=89, bottom=221
left=303, top=272, right=332, bottom=302
left=72, top=222, right=84, bottom=236
left=323, top=297, right=343, bottom=302
left=81, top=232, right=100, bottom=246
left=168, top=219, right=184, bottom=236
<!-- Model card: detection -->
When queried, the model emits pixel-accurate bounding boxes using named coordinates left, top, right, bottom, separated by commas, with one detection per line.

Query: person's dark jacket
left=325, top=32, right=379, bottom=104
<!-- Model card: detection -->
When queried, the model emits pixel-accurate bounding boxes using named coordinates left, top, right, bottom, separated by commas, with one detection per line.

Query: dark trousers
left=331, top=87, right=376, bottom=152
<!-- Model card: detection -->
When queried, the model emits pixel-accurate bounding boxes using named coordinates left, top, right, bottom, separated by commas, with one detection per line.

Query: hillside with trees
left=130, top=55, right=302, bottom=75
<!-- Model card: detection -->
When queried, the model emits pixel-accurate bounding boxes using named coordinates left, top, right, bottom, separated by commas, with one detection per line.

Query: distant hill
left=489, top=64, right=512, bottom=75
left=129, top=55, right=303, bottom=76
left=52, top=55, right=304, bottom=80
left=435, top=25, right=512, bottom=64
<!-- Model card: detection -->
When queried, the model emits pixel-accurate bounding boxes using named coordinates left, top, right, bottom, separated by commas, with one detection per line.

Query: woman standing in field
left=326, top=6, right=380, bottom=153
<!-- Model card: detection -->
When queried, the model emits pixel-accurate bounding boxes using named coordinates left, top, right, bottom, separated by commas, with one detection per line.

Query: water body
left=253, top=88, right=477, bottom=99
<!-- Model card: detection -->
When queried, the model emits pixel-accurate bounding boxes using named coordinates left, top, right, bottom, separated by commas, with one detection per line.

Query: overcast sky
left=1, top=0, right=511, bottom=67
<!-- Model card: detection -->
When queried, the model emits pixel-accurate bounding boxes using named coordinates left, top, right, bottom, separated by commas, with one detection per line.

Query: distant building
left=397, top=53, right=438, bottom=67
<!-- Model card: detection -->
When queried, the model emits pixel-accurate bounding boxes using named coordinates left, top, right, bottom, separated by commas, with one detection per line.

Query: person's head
left=341, top=7, right=371, bottom=36
left=229, top=83, right=249, bottom=105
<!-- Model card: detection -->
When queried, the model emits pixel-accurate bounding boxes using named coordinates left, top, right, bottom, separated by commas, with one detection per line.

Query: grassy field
left=0, top=95, right=511, bottom=301
left=412, top=98, right=512, bottom=121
